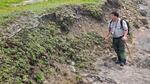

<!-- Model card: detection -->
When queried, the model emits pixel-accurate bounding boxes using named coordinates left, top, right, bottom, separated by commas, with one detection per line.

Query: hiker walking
left=105, top=11, right=129, bottom=66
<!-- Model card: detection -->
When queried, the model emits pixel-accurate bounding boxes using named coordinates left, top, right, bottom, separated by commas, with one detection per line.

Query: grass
left=0, top=0, right=99, bottom=25
left=0, top=0, right=23, bottom=7
left=0, top=0, right=98, bottom=13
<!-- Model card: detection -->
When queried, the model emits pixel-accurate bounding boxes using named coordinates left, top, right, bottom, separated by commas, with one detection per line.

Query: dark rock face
left=106, top=0, right=121, bottom=8
left=139, top=10, right=147, bottom=16
left=39, top=6, right=79, bottom=33
left=40, top=13, right=57, bottom=22
left=39, top=5, right=105, bottom=33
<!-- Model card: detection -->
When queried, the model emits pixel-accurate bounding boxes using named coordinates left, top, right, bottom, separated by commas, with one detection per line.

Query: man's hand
left=122, top=30, right=128, bottom=41
left=104, top=37, right=110, bottom=42
left=122, top=36, right=127, bottom=41
left=104, top=32, right=111, bottom=42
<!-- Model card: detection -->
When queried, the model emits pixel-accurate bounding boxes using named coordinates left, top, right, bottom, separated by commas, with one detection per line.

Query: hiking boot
left=123, top=61, right=126, bottom=65
left=115, top=61, right=121, bottom=64
left=123, top=59, right=127, bottom=65
left=120, top=62, right=125, bottom=66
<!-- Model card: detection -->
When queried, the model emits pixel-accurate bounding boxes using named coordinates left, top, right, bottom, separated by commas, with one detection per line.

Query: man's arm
left=124, top=30, right=128, bottom=37
left=105, top=26, right=112, bottom=41
left=105, top=21, right=111, bottom=41
left=122, top=20, right=128, bottom=40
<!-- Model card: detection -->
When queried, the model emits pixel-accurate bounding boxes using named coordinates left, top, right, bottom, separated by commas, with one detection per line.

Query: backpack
left=109, top=19, right=130, bottom=35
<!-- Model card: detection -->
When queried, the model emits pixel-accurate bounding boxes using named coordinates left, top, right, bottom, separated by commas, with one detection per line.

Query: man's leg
left=118, top=39, right=126, bottom=65
left=113, top=39, right=121, bottom=63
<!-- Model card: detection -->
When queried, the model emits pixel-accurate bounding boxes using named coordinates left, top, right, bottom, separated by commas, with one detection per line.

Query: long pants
left=113, top=38, right=126, bottom=63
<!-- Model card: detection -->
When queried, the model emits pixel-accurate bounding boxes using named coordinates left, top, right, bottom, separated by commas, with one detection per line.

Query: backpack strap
left=109, top=19, right=126, bottom=31
left=120, top=19, right=123, bottom=29
left=109, top=20, right=112, bottom=26
left=109, top=20, right=113, bottom=31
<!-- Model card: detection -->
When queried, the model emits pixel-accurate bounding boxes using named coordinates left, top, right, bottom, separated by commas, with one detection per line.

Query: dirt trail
left=80, top=28, right=150, bottom=84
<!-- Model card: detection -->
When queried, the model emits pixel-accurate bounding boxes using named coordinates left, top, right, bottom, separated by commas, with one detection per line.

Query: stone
left=71, top=61, right=75, bottom=66
left=139, top=17, right=148, bottom=25
left=145, top=25, right=150, bottom=29
left=133, top=22, right=140, bottom=29
left=139, top=10, right=147, bottom=16
left=69, top=65, right=76, bottom=73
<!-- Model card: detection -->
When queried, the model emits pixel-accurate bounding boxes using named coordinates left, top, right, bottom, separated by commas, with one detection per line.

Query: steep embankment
left=0, top=0, right=149, bottom=84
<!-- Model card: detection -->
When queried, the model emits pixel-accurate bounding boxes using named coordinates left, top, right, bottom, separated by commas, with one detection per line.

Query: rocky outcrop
left=106, top=0, right=121, bottom=8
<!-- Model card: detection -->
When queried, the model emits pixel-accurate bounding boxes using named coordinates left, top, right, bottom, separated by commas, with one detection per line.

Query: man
left=105, top=12, right=128, bottom=66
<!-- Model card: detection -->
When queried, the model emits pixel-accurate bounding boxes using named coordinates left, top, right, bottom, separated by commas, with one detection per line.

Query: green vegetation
left=80, top=3, right=103, bottom=20
left=0, top=22, right=103, bottom=83
left=0, top=0, right=23, bottom=8
left=0, top=0, right=105, bottom=83
left=0, top=0, right=98, bottom=13
left=0, top=0, right=99, bottom=25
